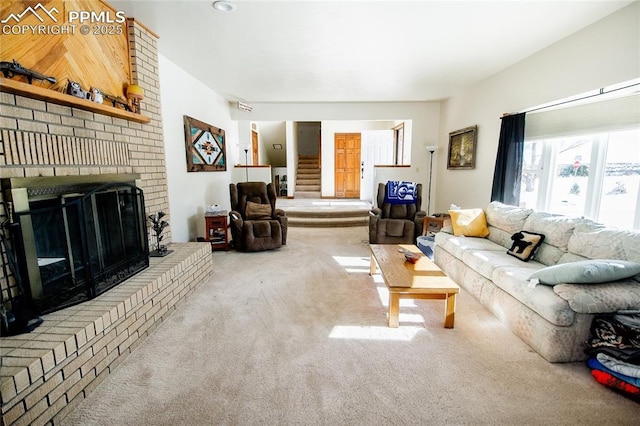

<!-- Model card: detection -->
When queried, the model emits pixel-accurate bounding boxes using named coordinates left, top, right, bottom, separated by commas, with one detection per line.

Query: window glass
left=520, top=128, right=640, bottom=230
left=548, top=136, right=593, bottom=217
left=598, top=129, right=640, bottom=229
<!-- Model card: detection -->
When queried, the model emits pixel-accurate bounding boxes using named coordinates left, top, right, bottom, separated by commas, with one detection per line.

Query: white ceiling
left=111, top=0, right=633, bottom=103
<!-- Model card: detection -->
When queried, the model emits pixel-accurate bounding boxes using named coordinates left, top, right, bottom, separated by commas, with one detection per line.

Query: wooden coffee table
left=369, top=244, right=460, bottom=328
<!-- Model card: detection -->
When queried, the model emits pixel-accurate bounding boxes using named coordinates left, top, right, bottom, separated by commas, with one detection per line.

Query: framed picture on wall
left=183, top=115, right=226, bottom=172
left=447, top=125, right=477, bottom=170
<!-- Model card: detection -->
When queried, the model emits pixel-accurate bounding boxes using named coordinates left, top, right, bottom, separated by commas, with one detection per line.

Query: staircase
left=282, top=156, right=370, bottom=227
left=295, top=155, right=321, bottom=198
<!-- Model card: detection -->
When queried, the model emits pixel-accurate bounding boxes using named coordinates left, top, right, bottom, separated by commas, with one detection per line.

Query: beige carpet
left=62, top=227, right=639, bottom=425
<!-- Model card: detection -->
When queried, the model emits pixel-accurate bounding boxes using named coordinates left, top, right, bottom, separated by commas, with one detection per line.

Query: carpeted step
left=284, top=208, right=370, bottom=227
left=296, top=184, right=321, bottom=192
left=286, top=209, right=369, bottom=218
left=287, top=215, right=369, bottom=227
left=296, top=178, right=320, bottom=185
left=297, top=168, right=319, bottom=173
left=293, top=191, right=322, bottom=198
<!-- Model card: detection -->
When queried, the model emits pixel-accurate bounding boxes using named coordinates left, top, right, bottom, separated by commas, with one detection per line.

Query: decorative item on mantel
left=148, top=211, right=172, bottom=257
left=126, top=84, right=144, bottom=113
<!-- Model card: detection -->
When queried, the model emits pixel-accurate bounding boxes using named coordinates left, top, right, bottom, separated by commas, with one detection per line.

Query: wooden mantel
left=0, top=78, right=150, bottom=124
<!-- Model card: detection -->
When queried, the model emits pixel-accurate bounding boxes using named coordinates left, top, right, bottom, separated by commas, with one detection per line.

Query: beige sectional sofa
left=434, top=201, right=640, bottom=362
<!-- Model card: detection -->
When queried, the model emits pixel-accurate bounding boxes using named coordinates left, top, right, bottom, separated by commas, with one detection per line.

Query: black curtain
left=490, top=113, right=526, bottom=205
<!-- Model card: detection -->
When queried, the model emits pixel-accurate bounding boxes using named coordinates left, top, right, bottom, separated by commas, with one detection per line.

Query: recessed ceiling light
left=212, top=1, right=236, bottom=12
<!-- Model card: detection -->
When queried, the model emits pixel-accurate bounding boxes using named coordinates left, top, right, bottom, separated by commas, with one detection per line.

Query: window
left=520, top=128, right=640, bottom=229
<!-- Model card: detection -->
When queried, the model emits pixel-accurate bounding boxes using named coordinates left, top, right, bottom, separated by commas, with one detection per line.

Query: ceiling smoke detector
left=212, top=1, right=236, bottom=12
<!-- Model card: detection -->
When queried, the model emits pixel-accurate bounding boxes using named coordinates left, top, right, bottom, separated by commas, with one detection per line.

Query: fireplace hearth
left=2, top=174, right=149, bottom=315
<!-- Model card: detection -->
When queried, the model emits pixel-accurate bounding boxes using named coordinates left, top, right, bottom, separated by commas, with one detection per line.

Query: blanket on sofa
left=385, top=181, right=418, bottom=204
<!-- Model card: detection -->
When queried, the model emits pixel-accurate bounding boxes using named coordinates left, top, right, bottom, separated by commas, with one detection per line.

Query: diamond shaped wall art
left=183, top=115, right=227, bottom=172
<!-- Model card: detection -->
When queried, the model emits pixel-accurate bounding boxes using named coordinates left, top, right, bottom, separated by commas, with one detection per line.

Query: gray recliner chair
left=369, top=182, right=426, bottom=244
left=229, top=182, right=288, bottom=252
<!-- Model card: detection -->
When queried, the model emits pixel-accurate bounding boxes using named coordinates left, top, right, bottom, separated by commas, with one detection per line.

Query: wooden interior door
left=251, top=130, right=259, bottom=164
left=334, top=133, right=361, bottom=198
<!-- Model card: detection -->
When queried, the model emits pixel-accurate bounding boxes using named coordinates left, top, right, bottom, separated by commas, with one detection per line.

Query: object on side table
left=206, top=204, right=223, bottom=214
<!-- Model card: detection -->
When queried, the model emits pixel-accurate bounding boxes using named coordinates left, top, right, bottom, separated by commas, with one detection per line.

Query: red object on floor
left=591, top=369, right=640, bottom=402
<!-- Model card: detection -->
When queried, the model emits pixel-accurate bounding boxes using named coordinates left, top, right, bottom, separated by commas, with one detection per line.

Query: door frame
left=251, top=130, right=259, bottom=165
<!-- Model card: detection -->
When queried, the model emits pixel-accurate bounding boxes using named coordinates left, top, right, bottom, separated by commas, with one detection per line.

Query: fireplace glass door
left=14, top=182, right=149, bottom=314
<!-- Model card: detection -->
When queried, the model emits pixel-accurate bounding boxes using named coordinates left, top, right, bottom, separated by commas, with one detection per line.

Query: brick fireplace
left=0, top=19, right=213, bottom=425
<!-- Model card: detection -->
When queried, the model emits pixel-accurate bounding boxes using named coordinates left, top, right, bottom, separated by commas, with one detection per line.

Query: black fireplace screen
left=12, top=182, right=149, bottom=314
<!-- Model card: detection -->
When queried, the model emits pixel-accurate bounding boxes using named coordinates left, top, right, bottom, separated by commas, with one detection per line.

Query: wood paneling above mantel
left=0, top=78, right=150, bottom=123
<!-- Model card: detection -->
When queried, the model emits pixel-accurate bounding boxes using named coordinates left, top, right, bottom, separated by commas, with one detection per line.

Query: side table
left=205, top=211, right=229, bottom=251
left=422, top=214, right=451, bottom=236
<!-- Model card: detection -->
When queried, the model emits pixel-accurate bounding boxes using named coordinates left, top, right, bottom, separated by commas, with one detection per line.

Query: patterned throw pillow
left=507, top=231, right=545, bottom=261
left=245, top=201, right=272, bottom=220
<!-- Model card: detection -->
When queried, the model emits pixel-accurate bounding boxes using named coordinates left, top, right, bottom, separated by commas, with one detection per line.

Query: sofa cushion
left=485, top=201, right=533, bottom=234
left=491, top=265, right=575, bottom=326
left=383, top=219, right=412, bottom=237
left=522, top=212, right=581, bottom=266
left=507, top=231, right=545, bottom=262
left=553, top=281, right=640, bottom=314
left=245, top=201, right=272, bottom=220
left=434, top=232, right=504, bottom=260
left=462, top=249, right=534, bottom=281
left=529, top=259, right=640, bottom=285
left=449, top=208, right=490, bottom=237
left=568, top=222, right=640, bottom=263
left=523, top=212, right=579, bottom=251
left=486, top=225, right=512, bottom=249
left=251, top=220, right=275, bottom=238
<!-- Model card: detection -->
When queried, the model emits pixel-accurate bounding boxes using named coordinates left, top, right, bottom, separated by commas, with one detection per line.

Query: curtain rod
left=503, top=81, right=640, bottom=118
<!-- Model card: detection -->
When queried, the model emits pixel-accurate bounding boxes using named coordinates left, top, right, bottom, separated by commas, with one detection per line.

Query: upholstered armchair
left=229, top=182, right=288, bottom=252
left=369, top=182, right=426, bottom=244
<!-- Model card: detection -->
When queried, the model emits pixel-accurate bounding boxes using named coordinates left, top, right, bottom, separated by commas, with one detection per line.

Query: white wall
left=160, top=2, right=638, bottom=236
left=159, top=54, right=239, bottom=242
left=436, top=2, right=640, bottom=211
left=230, top=102, right=440, bottom=200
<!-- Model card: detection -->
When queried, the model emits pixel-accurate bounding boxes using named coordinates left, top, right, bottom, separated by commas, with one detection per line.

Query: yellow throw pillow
left=448, top=208, right=490, bottom=237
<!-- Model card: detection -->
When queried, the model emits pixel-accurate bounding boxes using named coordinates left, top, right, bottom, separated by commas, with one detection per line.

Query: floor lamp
left=425, top=145, right=437, bottom=216
left=244, top=149, right=249, bottom=182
